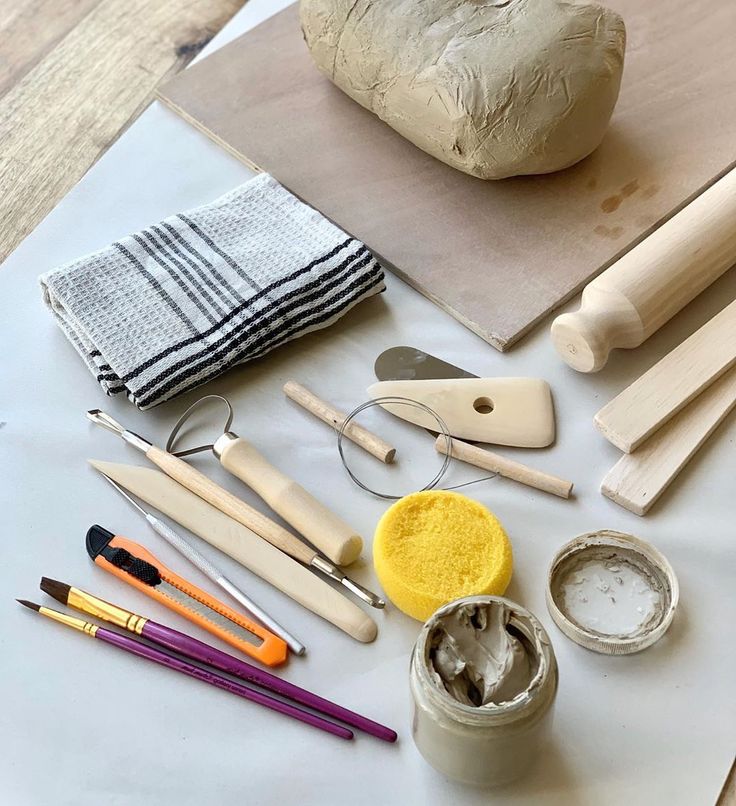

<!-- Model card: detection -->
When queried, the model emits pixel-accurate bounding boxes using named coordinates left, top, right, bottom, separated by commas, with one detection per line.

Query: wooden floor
left=0, top=0, right=244, bottom=263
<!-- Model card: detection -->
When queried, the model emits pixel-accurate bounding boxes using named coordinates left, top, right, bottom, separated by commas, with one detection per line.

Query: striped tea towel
left=40, top=174, right=385, bottom=409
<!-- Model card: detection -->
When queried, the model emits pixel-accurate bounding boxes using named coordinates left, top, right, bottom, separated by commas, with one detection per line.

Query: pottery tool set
left=15, top=0, right=735, bottom=797
left=87, top=409, right=384, bottom=610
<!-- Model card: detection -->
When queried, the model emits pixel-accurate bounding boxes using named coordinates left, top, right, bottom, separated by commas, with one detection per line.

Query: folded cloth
left=40, top=174, right=385, bottom=409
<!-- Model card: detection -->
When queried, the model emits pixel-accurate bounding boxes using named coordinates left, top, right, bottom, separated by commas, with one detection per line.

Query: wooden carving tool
left=86, top=410, right=384, bottom=610
left=284, top=381, right=396, bottom=463
left=367, top=378, right=555, bottom=447
left=601, top=366, right=736, bottom=515
left=166, top=395, right=363, bottom=566
left=89, top=460, right=378, bottom=643
left=436, top=436, right=573, bottom=499
left=595, top=299, right=736, bottom=452
left=552, top=166, right=736, bottom=372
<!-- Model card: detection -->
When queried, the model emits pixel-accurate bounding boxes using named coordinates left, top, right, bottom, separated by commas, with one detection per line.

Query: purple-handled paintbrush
left=17, top=599, right=352, bottom=740
left=39, top=578, right=397, bottom=743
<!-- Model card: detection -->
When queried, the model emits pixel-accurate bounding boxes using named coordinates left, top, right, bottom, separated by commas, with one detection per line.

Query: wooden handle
left=435, top=435, right=573, bottom=499
left=283, top=380, right=396, bottom=463
left=215, top=434, right=363, bottom=566
left=551, top=167, right=736, bottom=372
left=145, top=445, right=316, bottom=566
left=90, top=460, right=377, bottom=643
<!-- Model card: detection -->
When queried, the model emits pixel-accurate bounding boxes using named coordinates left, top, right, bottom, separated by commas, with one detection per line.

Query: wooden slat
left=0, top=0, right=244, bottom=263
left=600, top=366, right=736, bottom=515
left=594, top=299, right=736, bottom=453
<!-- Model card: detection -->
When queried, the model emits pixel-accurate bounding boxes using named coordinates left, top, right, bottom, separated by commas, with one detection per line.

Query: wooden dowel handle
left=145, top=445, right=317, bottom=566
left=283, top=381, right=396, bottom=464
left=435, top=435, right=573, bottom=499
left=214, top=434, right=363, bottom=566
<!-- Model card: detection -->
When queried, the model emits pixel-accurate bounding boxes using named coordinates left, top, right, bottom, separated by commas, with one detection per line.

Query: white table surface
left=1, top=2, right=734, bottom=804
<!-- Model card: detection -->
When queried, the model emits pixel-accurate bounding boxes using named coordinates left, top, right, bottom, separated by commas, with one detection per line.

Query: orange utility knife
left=86, top=525, right=287, bottom=666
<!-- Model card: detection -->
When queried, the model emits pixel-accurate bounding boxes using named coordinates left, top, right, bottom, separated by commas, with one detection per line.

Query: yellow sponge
left=373, top=490, right=513, bottom=621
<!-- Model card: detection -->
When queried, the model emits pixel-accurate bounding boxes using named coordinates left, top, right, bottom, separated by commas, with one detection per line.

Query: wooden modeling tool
left=552, top=166, right=736, bottom=372
left=100, top=474, right=304, bottom=655
left=39, top=579, right=396, bottom=742
left=16, top=600, right=352, bottom=740
left=166, top=395, right=362, bottom=566
left=284, top=381, right=396, bottom=463
left=85, top=525, right=288, bottom=666
left=89, top=460, right=379, bottom=643
left=86, top=410, right=384, bottom=610
left=436, top=436, right=573, bottom=499
left=367, top=378, right=555, bottom=447
left=594, top=298, right=736, bottom=453
left=601, top=366, right=736, bottom=515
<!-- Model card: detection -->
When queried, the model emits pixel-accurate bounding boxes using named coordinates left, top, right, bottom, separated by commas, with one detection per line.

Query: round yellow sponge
left=373, top=490, right=513, bottom=621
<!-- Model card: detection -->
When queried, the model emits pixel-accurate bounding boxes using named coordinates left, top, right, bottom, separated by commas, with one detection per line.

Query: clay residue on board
left=426, top=600, right=547, bottom=708
left=594, top=224, right=624, bottom=239
left=551, top=545, right=670, bottom=639
left=641, top=184, right=660, bottom=199
left=600, top=179, right=641, bottom=213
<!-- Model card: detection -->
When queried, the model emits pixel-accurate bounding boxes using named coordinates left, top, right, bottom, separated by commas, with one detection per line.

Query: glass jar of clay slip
left=410, top=595, right=558, bottom=787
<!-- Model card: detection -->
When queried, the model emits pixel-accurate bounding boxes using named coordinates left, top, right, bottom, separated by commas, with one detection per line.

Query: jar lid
left=546, top=530, right=678, bottom=655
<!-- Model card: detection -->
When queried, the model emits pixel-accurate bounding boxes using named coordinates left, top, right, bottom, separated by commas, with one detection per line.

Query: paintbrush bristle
left=16, top=599, right=41, bottom=611
left=40, top=577, right=71, bottom=605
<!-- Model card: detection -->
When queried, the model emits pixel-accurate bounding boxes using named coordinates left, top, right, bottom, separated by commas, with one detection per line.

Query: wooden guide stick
left=284, top=381, right=396, bottom=463
left=595, top=298, right=736, bottom=453
left=435, top=435, right=573, bottom=499
left=551, top=166, right=736, bottom=372
left=601, top=366, right=736, bottom=515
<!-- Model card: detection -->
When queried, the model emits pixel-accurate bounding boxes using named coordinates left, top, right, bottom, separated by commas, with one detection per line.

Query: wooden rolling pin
left=214, top=432, right=363, bottom=566
left=551, top=167, right=736, bottom=372
left=435, top=435, right=573, bottom=499
left=284, top=380, right=396, bottom=463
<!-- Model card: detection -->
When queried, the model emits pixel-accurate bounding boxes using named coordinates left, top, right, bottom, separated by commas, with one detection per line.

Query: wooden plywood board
left=157, top=2, right=736, bottom=351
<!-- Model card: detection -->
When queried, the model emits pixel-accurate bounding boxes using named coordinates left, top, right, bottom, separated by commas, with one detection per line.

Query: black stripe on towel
left=113, top=242, right=198, bottom=336
left=137, top=263, right=384, bottom=407
left=130, top=250, right=377, bottom=400
left=119, top=237, right=360, bottom=384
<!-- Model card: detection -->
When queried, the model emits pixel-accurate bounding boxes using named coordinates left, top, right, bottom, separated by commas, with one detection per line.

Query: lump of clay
left=300, top=0, right=626, bottom=179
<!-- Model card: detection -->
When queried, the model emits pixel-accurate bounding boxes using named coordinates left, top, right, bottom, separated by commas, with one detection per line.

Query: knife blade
left=374, top=346, right=477, bottom=382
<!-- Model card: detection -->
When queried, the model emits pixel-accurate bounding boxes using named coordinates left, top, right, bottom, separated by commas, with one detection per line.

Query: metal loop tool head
left=165, top=395, right=235, bottom=458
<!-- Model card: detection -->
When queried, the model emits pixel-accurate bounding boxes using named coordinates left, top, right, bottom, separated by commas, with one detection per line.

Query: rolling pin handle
left=550, top=309, right=613, bottom=373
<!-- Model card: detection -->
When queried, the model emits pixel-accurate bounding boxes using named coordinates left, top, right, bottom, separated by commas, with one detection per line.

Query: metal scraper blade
left=374, top=346, right=477, bottom=382
left=374, top=346, right=477, bottom=438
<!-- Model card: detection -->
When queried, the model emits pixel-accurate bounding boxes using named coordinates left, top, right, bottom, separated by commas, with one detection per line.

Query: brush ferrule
left=68, top=588, right=147, bottom=634
left=40, top=607, right=98, bottom=637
